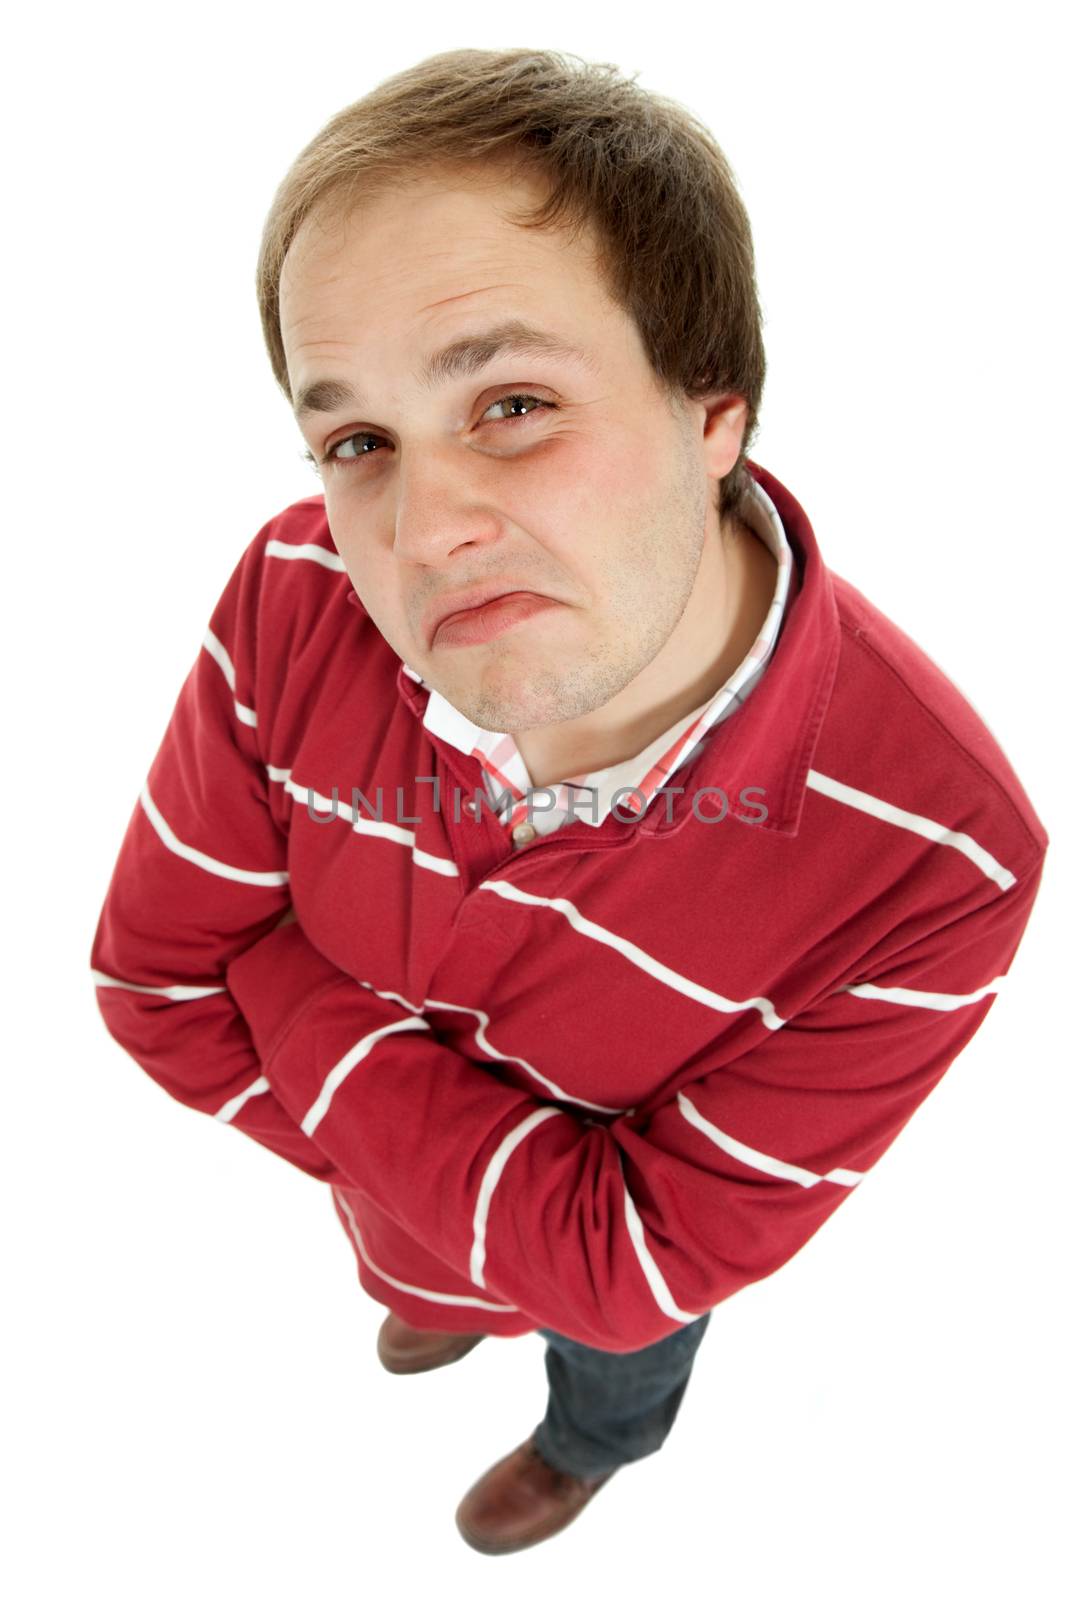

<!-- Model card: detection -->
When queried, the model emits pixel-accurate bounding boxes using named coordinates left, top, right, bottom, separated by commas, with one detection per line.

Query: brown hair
left=256, top=46, right=766, bottom=528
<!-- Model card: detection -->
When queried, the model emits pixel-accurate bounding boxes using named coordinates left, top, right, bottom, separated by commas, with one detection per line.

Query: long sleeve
left=225, top=851, right=1046, bottom=1353
left=89, top=528, right=344, bottom=1184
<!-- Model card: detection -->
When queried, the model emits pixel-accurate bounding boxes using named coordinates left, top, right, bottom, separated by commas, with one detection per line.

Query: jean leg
left=532, top=1312, right=712, bottom=1479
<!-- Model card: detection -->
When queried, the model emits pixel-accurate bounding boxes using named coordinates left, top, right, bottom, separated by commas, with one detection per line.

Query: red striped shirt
left=90, top=459, right=1049, bottom=1352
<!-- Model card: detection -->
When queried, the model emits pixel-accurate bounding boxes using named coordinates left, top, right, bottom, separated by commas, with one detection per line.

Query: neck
left=513, top=518, right=778, bottom=790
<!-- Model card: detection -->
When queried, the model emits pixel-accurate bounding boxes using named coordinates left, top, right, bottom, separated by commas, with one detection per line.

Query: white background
left=3, top=3, right=1064, bottom=1596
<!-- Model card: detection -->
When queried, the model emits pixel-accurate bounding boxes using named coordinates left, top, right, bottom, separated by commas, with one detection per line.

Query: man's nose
left=390, top=448, right=507, bottom=564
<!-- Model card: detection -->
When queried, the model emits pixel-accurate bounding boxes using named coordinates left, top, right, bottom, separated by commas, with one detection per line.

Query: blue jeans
left=532, top=1311, right=712, bottom=1479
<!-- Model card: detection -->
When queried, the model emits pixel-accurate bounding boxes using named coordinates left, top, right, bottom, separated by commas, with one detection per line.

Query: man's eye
left=323, top=392, right=555, bottom=466
left=481, top=393, right=552, bottom=423
left=331, top=433, right=384, bottom=463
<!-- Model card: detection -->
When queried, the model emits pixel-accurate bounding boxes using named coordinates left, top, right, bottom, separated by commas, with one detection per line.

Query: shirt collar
left=394, top=459, right=840, bottom=839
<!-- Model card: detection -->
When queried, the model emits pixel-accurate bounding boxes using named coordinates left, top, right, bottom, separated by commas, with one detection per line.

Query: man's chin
left=438, top=676, right=572, bottom=736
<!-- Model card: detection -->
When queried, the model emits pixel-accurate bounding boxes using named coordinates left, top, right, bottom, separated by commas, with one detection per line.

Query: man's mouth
left=431, top=591, right=562, bottom=649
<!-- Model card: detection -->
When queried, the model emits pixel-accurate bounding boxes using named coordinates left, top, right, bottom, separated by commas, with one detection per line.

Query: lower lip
left=432, top=592, right=561, bottom=648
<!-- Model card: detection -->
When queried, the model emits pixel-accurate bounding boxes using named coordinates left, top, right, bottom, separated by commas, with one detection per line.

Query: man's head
left=260, top=49, right=767, bottom=737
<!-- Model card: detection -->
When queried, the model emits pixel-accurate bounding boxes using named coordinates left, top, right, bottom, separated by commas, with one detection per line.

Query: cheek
left=506, top=434, right=637, bottom=543
left=328, top=523, right=396, bottom=621
left=326, top=491, right=382, bottom=568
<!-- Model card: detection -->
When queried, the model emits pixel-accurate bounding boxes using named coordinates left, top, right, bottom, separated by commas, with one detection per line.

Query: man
left=90, top=48, right=1048, bottom=1557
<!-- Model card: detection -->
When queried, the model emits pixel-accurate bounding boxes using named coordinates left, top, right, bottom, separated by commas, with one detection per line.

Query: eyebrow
left=293, top=318, right=601, bottom=421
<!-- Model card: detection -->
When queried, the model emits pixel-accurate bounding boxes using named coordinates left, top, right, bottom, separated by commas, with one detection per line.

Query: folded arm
left=225, top=856, right=1044, bottom=1353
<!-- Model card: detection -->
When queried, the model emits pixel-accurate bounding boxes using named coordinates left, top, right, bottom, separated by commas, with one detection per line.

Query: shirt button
left=511, top=822, right=537, bottom=847
left=463, top=798, right=478, bottom=815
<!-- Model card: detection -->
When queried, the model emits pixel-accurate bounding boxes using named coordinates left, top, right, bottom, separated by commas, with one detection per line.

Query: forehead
left=279, top=166, right=608, bottom=351
left=284, top=158, right=574, bottom=270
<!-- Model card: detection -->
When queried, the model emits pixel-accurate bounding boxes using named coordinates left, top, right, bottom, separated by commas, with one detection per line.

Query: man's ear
left=702, top=394, right=748, bottom=479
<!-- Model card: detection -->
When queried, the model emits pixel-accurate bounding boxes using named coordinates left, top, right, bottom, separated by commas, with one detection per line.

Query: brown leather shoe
left=455, top=1433, right=617, bottom=1555
left=376, top=1312, right=486, bottom=1375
